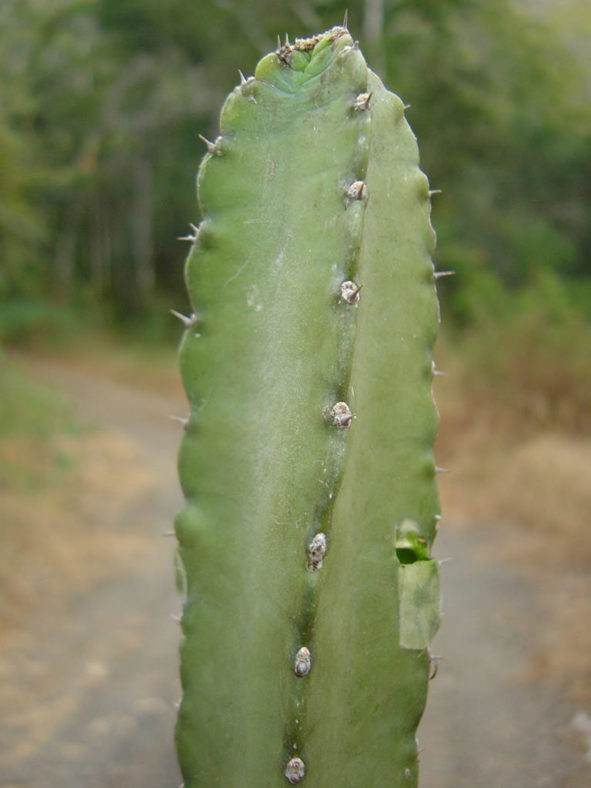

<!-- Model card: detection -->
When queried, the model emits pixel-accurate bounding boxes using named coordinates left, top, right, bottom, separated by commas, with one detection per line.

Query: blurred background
left=1, top=0, right=590, bottom=786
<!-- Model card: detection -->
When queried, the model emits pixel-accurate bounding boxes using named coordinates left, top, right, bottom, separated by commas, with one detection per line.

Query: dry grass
left=0, top=357, right=161, bottom=631
left=437, top=424, right=591, bottom=559
left=527, top=570, right=591, bottom=703
left=20, top=333, right=184, bottom=400
left=434, top=322, right=591, bottom=704
left=435, top=320, right=591, bottom=555
left=0, top=428, right=154, bottom=631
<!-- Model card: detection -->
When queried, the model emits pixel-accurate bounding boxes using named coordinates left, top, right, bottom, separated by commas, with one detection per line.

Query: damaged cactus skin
left=174, top=26, right=442, bottom=787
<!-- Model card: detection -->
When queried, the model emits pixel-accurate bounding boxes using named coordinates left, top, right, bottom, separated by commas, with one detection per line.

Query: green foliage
left=444, top=269, right=591, bottom=435
left=0, top=360, right=69, bottom=441
left=384, top=0, right=591, bottom=315
left=0, top=300, right=84, bottom=347
left=175, top=28, right=440, bottom=786
left=0, top=0, right=588, bottom=351
left=0, top=0, right=213, bottom=318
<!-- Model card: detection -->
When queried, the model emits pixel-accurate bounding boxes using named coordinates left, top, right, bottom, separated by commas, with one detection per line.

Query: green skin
left=175, top=27, right=441, bottom=787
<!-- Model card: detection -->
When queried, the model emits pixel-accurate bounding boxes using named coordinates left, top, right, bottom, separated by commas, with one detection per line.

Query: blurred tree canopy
left=0, top=0, right=589, bottom=338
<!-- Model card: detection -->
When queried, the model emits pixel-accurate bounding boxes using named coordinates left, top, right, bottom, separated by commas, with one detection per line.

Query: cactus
left=174, top=25, right=441, bottom=787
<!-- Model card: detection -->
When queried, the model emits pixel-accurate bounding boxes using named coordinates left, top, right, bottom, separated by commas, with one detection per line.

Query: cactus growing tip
left=255, top=26, right=355, bottom=89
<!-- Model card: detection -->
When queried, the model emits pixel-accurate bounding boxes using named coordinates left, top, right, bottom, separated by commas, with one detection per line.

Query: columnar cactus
left=174, top=25, right=442, bottom=787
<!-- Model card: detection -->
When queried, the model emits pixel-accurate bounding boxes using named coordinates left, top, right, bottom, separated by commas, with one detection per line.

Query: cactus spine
left=175, top=26, right=441, bottom=787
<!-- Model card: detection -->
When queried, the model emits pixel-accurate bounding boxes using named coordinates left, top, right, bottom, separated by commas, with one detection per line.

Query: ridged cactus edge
left=174, top=26, right=442, bottom=787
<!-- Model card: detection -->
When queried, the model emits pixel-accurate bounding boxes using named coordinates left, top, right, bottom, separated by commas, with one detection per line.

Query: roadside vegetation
left=0, top=352, right=157, bottom=630
left=1, top=0, right=589, bottom=696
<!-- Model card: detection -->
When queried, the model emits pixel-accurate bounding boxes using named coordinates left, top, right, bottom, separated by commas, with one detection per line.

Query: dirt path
left=0, top=362, right=184, bottom=787
left=420, top=523, right=590, bottom=787
left=1, top=361, right=589, bottom=786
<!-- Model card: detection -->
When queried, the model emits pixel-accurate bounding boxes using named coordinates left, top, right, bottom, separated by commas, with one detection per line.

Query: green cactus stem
left=174, top=25, right=441, bottom=787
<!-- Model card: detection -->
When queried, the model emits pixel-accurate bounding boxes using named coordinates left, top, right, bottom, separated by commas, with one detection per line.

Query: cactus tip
left=343, top=9, right=349, bottom=29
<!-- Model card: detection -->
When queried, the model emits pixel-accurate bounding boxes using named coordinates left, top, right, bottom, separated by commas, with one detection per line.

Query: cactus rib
left=175, top=26, right=441, bottom=787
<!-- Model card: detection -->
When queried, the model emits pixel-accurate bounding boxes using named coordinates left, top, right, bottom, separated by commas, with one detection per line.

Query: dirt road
left=1, top=362, right=589, bottom=787
left=0, top=362, right=184, bottom=788
left=420, top=523, right=590, bottom=787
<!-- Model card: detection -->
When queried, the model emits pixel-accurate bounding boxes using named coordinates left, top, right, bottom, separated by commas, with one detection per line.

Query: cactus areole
left=175, top=26, right=442, bottom=787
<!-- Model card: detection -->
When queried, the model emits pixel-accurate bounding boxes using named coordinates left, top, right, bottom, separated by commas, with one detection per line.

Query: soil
left=420, top=522, right=591, bottom=788
left=1, top=360, right=590, bottom=787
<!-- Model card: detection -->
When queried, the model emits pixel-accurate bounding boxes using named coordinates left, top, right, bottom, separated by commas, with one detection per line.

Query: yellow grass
left=434, top=322, right=591, bottom=702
